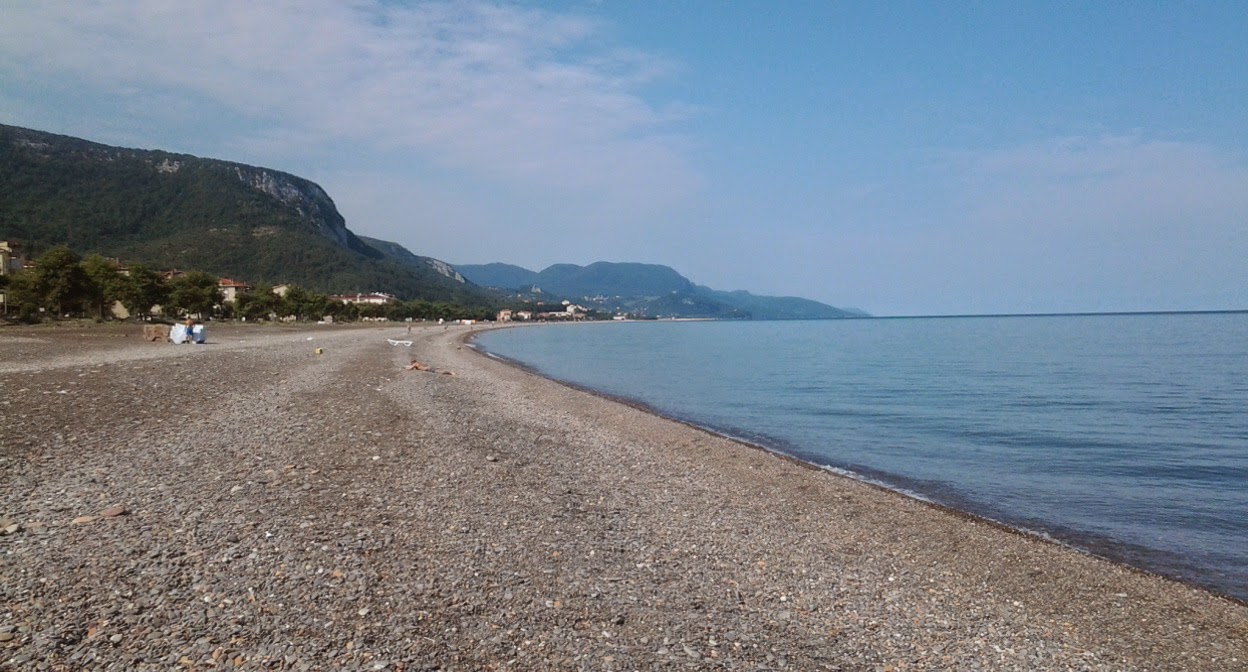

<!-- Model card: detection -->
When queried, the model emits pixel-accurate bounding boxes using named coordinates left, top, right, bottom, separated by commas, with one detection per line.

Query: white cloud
left=0, top=0, right=699, bottom=198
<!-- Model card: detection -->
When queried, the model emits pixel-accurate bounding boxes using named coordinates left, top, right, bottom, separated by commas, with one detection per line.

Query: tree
left=277, top=285, right=332, bottom=321
left=31, top=246, right=90, bottom=317
left=323, top=299, right=355, bottom=322
left=167, top=271, right=223, bottom=318
left=278, top=285, right=310, bottom=320
left=3, top=271, right=42, bottom=322
left=356, top=303, right=386, bottom=320
left=298, top=292, right=331, bottom=321
left=235, top=283, right=281, bottom=321
left=81, top=254, right=123, bottom=320
left=116, top=263, right=169, bottom=320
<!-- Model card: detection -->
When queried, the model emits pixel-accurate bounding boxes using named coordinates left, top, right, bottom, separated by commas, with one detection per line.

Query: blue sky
left=2, top=1, right=1245, bottom=315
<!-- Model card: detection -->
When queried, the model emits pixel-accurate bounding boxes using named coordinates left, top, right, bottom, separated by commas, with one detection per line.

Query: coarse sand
left=1, top=322, right=1245, bottom=670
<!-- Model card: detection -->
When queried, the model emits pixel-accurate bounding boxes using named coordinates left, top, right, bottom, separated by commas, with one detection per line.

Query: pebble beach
left=2, top=323, right=1246, bottom=671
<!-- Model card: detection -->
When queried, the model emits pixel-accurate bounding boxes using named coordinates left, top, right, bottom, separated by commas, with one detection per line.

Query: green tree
left=31, top=246, right=90, bottom=317
left=323, top=299, right=354, bottom=322
left=3, top=271, right=42, bottom=322
left=116, top=263, right=169, bottom=320
left=299, top=292, right=331, bottom=321
left=167, top=271, right=222, bottom=318
left=276, top=285, right=332, bottom=321
left=236, top=283, right=281, bottom=321
left=278, top=285, right=310, bottom=320
left=81, top=254, right=123, bottom=320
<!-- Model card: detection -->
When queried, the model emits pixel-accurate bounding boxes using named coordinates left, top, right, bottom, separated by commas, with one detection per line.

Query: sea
left=472, top=313, right=1248, bottom=603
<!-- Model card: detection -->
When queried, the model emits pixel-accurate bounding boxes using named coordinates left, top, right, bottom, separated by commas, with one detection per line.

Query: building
left=329, top=292, right=397, bottom=306
left=0, top=241, right=26, bottom=315
left=0, top=240, right=24, bottom=276
left=496, top=309, right=513, bottom=322
left=217, top=278, right=250, bottom=303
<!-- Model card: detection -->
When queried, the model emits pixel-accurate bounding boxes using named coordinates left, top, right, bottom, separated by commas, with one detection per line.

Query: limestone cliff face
left=232, top=166, right=356, bottom=250
left=426, top=258, right=466, bottom=283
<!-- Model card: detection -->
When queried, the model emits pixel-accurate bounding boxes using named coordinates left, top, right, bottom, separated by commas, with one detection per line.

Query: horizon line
left=862, top=308, right=1248, bottom=320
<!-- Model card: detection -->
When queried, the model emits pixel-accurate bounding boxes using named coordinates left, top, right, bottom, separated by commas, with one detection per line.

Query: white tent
left=169, top=324, right=205, bottom=344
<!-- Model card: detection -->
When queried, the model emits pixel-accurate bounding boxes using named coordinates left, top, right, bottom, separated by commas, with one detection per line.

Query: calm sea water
left=473, top=313, right=1248, bottom=602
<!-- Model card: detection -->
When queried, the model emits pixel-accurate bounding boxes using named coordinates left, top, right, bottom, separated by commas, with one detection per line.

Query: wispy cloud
left=0, top=0, right=699, bottom=197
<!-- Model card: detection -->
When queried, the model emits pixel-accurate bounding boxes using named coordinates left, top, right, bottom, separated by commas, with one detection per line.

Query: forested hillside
left=0, top=124, right=489, bottom=304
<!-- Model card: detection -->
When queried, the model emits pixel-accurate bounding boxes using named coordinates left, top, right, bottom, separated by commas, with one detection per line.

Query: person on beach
left=184, top=318, right=195, bottom=343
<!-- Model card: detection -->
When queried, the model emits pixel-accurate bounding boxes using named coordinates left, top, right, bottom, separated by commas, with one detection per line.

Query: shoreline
left=3, top=323, right=1246, bottom=669
left=466, top=325, right=1247, bottom=608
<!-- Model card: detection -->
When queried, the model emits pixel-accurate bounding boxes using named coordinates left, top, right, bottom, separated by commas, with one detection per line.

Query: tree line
left=1, top=245, right=497, bottom=324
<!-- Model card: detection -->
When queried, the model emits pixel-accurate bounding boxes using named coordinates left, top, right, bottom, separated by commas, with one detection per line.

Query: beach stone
left=0, top=323, right=1245, bottom=672
left=99, top=505, right=127, bottom=518
left=72, top=515, right=97, bottom=525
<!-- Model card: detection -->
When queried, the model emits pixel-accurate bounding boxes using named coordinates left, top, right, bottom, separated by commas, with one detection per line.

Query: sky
left=1, top=1, right=1245, bottom=316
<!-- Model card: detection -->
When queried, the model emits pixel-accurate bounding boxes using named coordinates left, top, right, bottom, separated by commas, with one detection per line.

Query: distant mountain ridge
left=0, top=123, right=488, bottom=304
left=461, top=261, right=695, bottom=297
left=0, top=123, right=863, bottom=318
left=456, top=261, right=861, bottom=319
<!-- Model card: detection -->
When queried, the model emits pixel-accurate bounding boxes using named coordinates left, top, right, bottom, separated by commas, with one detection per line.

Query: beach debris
left=142, top=325, right=166, bottom=341
left=99, top=505, right=128, bottom=518
left=315, top=348, right=324, bottom=355
left=388, top=339, right=413, bottom=347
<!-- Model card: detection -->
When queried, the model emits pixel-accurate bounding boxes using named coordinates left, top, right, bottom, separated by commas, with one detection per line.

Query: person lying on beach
left=406, top=360, right=455, bottom=375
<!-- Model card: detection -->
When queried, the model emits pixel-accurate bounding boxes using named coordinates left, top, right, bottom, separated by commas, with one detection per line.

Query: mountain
left=0, top=124, right=490, bottom=304
left=456, top=261, right=695, bottom=297
left=457, top=261, right=861, bottom=319
left=356, top=235, right=468, bottom=284
left=452, top=262, right=539, bottom=291
left=696, top=287, right=855, bottom=320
